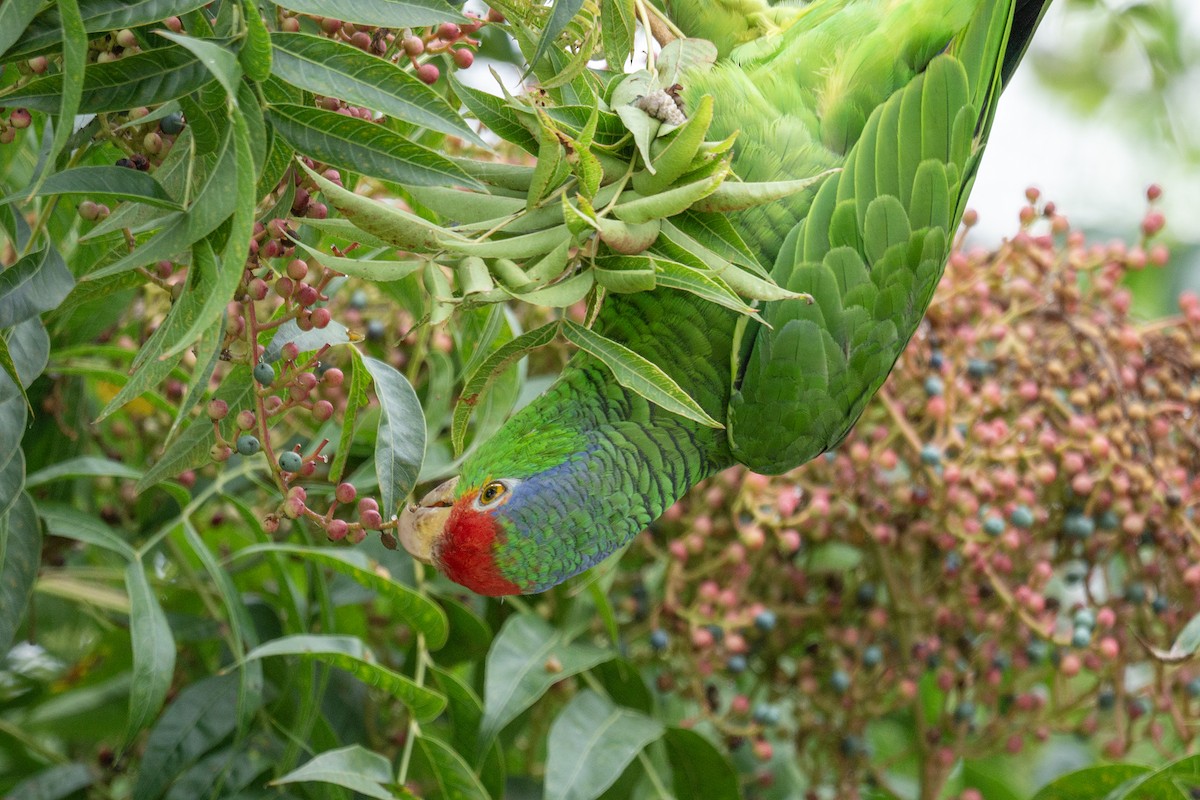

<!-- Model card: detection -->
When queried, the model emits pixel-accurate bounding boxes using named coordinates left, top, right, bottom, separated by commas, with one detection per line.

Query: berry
left=862, top=645, right=883, bottom=667
left=830, top=669, right=851, bottom=694
left=236, top=435, right=261, bottom=456
left=160, top=112, right=186, bottom=135
left=982, top=515, right=1004, bottom=537
left=754, top=609, right=777, bottom=631
left=727, top=655, right=747, bottom=673
left=924, top=376, right=944, bottom=396
left=278, top=451, right=303, bottom=472
left=649, top=629, right=669, bottom=650
left=207, top=399, right=229, bottom=420
left=253, top=361, right=276, bottom=386
left=1010, top=505, right=1034, bottom=528
left=416, top=63, right=440, bottom=84
left=437, top=22, right=461, bottom=40
left=752, top=704, right=780, bottom=725
left=1071, top=627, right=1092, bottom=648
left=966, top=358, right=992, bottom=379
left=1063, top=512, right=1094, bottom=539
left=920, top=444, right=942, bottom=466
left=1072, top=608, right=1095, bottom=629
left=327, top=519, right=350, bottom=541
left=452, top=48, right=475, bottom=69
left=954, top=701, right=975, bottom=722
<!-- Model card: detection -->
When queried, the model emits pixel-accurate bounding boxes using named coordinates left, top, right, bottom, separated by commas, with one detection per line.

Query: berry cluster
left=623, top=189, right=1199, bottom=798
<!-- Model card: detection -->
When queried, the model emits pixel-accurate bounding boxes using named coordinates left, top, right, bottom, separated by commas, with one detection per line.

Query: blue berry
left=855, top=583, right=877, bottom=607
left=279, top=451, right=303, bottom=472
left=983, top=515, right=1005, bottom=537
left=953, top=701, right=975, bottom=722
left=752, top=703, right=780, bottom=725
left=1124, top=582, right=1146, bottom=604
left=929, top=350, right=944, bottom=370
left=1071, top=627, right=1092, bottom=648
left=1063, top=563, right=1088, bottom=585
left=840, top=735, right=867, bottom=758
left=159, top=112, right=185, bottom=135
left=1152, top=596, right=1168, bottom=615
left=1098, top=510, right=1119, bottom=530
left=1072, top=608, right=1095, bottom=629
left=754, top=610, right=777, bottom=631
left=253, top=361, right=275, bottom=386
left=1097, top=687, right=1116, bottom=710
left=920, top=444, right=942, bottom=466
left=1187, top=677, right=1200, bottom=699
left=862, top=645, right=883, bottom=668
left=923, top=376, right=944, bottom=396
left=830, top=669, right=851, bottom=694
left=649, top=629, right=669, bottom=650
left=1063, top=512, right=1095, bottom=539
left=704, top=624, right=724, bottom=643
left=366, top=319, right=386, bottom=342
left=236, top=434, right=260, bottom=456
left=1025, top=640, right=1048, bottom=664
left=727, top=655, right=747, bottom=673
left=944, top=552, right=963, bottom=573
left=1010, top=505, right=1034, bottom=529
left=967, top=358, right=992, bottom=379
left=349, top=289, right=368, bottom=310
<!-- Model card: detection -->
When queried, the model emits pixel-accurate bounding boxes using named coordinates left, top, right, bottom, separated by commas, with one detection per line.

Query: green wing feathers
left=726, top=0, right=1034, bottom=473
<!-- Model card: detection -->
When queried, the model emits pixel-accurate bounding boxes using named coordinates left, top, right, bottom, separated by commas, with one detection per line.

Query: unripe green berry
left=236, top=434, right=261, bottom=456
left=279, top=451, right=303, bottom=472
left=253, top=361, right=276, bottom=386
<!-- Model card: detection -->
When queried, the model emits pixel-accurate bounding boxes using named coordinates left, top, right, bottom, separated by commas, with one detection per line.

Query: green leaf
left=87, top=128, right=237, bottom=280
left=652, top=257, right=757, bottom=315
left=452, top=321, right=557, bottom=454
left=330, top=349, right=369, bottom=482
left=240, top=634, right=446, bottom=721
left=154, top=30, right=243, bottom=100
left=0, top=493, right=41, bottom=655
left=413, top=735, right=493, bottom=800
left=238, top=0, right=272, bottom=81
left=273, top=0, right=464, bottom=28
left=270, top=103, right=479, bottom=189
left=25, top=455, right=142, bottom=487
left=272, top=745, right=396, bottom=800
left=662, top=728, right=739, bottom=800
left=690, top=170, right=834, bottom=213
left=132, top=673, right=249, bottom=800
left=1029, top=765, right=1154, bottom=800
left=450, top=76, right=539, bottom=155
left=39, top=505, right=137, bottom=561
left=5, top=45, right=212, bottom=113
left=361, top=356, right=426, bottom=519
left=528, top=0, right=586, bottom=76
left=0, top=318, right=49, bottom=405
left=592, top=255, right=655, bottom=294
left=562, top=320, right=723, bottom=429
left=0, top=246, right=75, bottom=328
left=4, top=763, right=94, bottom=800
left=13, top=165, right=183, bottom=209
left=481, top=614, right=612, bottom=744
left=232, top=544, right=448, bottom=649
left=655, top=38, right=718, bottom=88
left=599, top=0, right=635, bottom=71
left=290, top=239, right=423, bottom=282
left=8, top=0, right=212, bottom=59
left=0, top=446, right=24, bottom=519
left=125, top=561, right=177, bottom=741
left=270, top=32, right=485, bottom=147
left=38, top=0, right=85, bottom=184
left=0, top=0, right=45, bottom=60
left=1163, top=611, right=1200, bottom=661
left=544, top=690, right=664, bottom=800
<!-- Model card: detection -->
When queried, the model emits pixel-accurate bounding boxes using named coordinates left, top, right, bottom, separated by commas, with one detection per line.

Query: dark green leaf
left=273, top=0, right=464, bottom=28
left=238, top=0, right=272, bottom=81
left=272, top=745, right=395, bottom=800
left=528, top=0, right=586, bottom=77
left=362, top=356, right=426, bottom=519
left=600, top=0, right=635, bottom=71
left=544, top=690, right=663, bottom=800
left=9, top=0, right=212, bottom=59
left=132, top=673, right=246, bottom=800
left=0, top=445, right=23, bottom=519
left=270, top=32, right=485, bottom=146
left=450, top=76, right=539, bottom=154
left=268, top=103, right=480, bottom=189
left=0, top=0, right=44, bottom=60
left=5, top=46, right=212, bottom=113
left=663, top=727, right=739, bottom=800
left=1030, top=764, right=1154, bottom=800
left=233, top=544, right=449, bottom=649
left=241, top=634, right=446, bottom=721
left=330, top=349, right=370, bottom=483
left=13, top=165, right=183, bottom=209
left=40, top=0, right=86, bottom=179
left=26, top=455, right=142, bottom=487
left=38, top=504, right=137, bottom=560
left=125, top=561, right=177, bottom=741
left=0, top=245, right=75, bottom=328
left=155, top=30, right=243, bottom=100
left=0, top=318, right=49, bottom=404
left=481, top=614, right=612, bottom=744
left=413, top=735, right=493, bottom=800
left=0, top=493, right=41, bottom=654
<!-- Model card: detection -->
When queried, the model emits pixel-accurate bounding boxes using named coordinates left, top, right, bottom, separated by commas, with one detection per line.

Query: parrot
left=398, top=0, right=1052, bottom=595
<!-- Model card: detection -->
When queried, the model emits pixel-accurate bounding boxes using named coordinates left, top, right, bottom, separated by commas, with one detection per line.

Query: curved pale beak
left=398, top=477, right=458, bottom=565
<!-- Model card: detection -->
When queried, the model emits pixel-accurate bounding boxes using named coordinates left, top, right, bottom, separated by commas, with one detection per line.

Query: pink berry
left=416, top=63, right=440, bottom=84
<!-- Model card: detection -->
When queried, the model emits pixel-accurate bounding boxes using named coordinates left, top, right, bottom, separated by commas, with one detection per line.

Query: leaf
left=0, top=493, right=41, bottom=655
left=544, top=690, right=664, bottom=800
left=4, top=762, right=94, bottom=800
left=452, top=321, right=557, bottom=454
left=132, top=673, right=247, bottom=800
left=481, top=615, right=612, bottom=744
left=450, top=76, right=539, bottom=155
left=268, top=103, right=480, bottom=188
left=272, top=745, right=396, bottom=800
left=330, top=349, right=370, bottom=482
left=38, top=0, right=85, bottom=184
left=0, top=0, right=45, bottom=60
left=361, top=356, right=426, bottom=519
left=39, top=505, right=137, bottom=561
left=528, top=0, right=586, bottom=77
left=652, top=257, right=757, bottom=315
left=690, top=170, right=835, bottom=213
left=655, top=38, right=718, bottom=88
left=290, top=239, right=423, bottom=283
left=270, top=32, right=485, bottom=147
left=413, top=735, right=493, bottom=800
left=8, top=0, right=213, bottom=59
left=125, top=561, right=177, bottom=741
left=0, top=446, right=23, bottom=519
left=562, top=320, right=723, bottom=429
left=0, top=246, right=75, bottom=328
left=154, top=30, right=243, bottom=100
left=0, top=318, right=49, bottom=405
left=240, top=634, right=446, bottom=721
left=232, top=544, right=448, bottom=649
left=5, top=45, right=212, bottom=113
left=25, top=455, right=142, bottom=488
left=611, top=165, right=728, bottom=224
left=237, top=0, right=272, bottom=81
left=273, top=0, right=464, bottom=28
left=1029, top=764, right=1154, bottom=800
left=13, top=165, right=183, bottom=209
left=600, top=0, right=635, bottom=70
left=662, top=727, right=739, bottom=800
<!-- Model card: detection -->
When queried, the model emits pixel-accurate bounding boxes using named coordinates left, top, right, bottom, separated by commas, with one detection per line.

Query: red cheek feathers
left=436, top=492, right=523, bottom=596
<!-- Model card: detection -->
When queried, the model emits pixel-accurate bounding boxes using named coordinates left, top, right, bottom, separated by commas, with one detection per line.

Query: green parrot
left=399, top=0, right=1051, bottom=595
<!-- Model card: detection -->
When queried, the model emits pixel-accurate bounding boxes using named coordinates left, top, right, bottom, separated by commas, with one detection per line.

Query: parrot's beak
left=398, top=476, right=458, bottom=565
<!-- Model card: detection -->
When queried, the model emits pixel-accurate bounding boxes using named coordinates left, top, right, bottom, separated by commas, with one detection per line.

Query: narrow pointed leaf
left=271, top=32, right=485, bottom=146
left=413, top=736, right=492, bottom=800
left=528, top=0, right=586, bottom=75
left=125, top=561, right=177, bottom=740
left=0, top=246, right=75, bottom=328
left=272, top=745, right=395, bottom=800
left=562, top=320, right=724, bottom=428
left=273, top=0, right=463, bottom=28
left=0, top=0, right=44, bottom=59
left=39, top=505, right=137, bottom=561
left=544, top=691, right=664, bottom=800
left=268, top=103, right=479, bottom=188
left=0, top=493, right=41, bottom=655
left=155, top=30, right=242, bottom=100
left=690, top=169, right=835, bottom=212
left=39, top=0, right=85, bottom=182
left=8, top=0, right=212, bottom=59
left=362, top=356, right=426, bottom=518
left=663, top=728, right=739, bottom=800
left=14, top=166, right=182, bottom=209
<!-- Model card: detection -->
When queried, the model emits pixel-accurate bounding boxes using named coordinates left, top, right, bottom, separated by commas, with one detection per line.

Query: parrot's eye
left=479, top=481, right=508, bottom=506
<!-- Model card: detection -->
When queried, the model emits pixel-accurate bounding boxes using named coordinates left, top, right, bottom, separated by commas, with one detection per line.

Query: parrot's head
left=397, top=413, right=639, bottom=596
